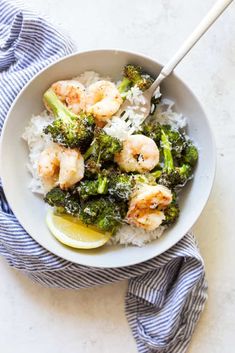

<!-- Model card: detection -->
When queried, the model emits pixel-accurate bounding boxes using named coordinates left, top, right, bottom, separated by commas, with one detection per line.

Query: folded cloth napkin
left=0, top=1, right=207, bottom=352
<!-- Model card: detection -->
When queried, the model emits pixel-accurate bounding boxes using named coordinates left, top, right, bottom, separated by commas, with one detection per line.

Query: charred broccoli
left=44, top=187, right=67, bottom=207
left=96, top=129, right=122, bottom=162
left=108, top=173, right=134, bottom=201
left=77, top=175, right=109, bottom=201
left=84, top=129, right=122, bottom=177
left=140, top=121, right=162, bottom=144
left=161, top=125, right=186, bottom=159
left=77, top=171, right=133, bottom=202
left=43, top=89, right=95, bottom=151
left=157, top=129, right=193, bottom=189
left=142, top=121, right=198, bottom=189
left=163, top=196, right=180, bottom=226
left=79, top=197, right=127, bottom=233
left=118, top=65, right=153, bottom=94
left=182, top=142, right=198, bottom=166
left=84, top=129, right=122, bottom=162
left=45, top=187, right=126, bottom=233
left=84, top=158, right=101, bottom=179
left=44, top=187, right=80, bottom=215
left=140, top=122, right=185, bottom=158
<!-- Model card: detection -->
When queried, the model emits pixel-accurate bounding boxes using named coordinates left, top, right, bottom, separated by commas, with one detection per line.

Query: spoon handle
left=150, top=0, right=234, bottom=92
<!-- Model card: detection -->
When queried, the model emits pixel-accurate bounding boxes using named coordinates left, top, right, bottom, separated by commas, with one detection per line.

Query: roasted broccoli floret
left=44, top=186, right=127, bottom=232
left=108, top=173, right=134, bottom=201
left=150, top=169, right=162, bottom=180
left=84, top=129, right=122, bottom=162
left=176, top=164, right=192, bottom=181
left=134, top=173, right=158, bottom=186
left=157, top=129, right=193, bottom=189
left=139, top=121, right=162, bottom=144
left=182, top=142, right=198, bottom=166
left=124, top=65, right=153, bottom=90
left=163, top=196, right=180, bottom=226
left=84, top=158, right=101, bottom=178
left=44, top=187, right=80, bottom=215
left=157, top=167, right=192, bottom=189
left=76, top=180, right=99, bottom=200
left=77, top=171, right=133, bottom=202
left=160, top=125, right=198, bottom=165
left=161, top=125, right=186, bottom=159
left=140, top=122, right=185, bottom=157
left=97, top=129, right=122, bottom=162
left=44, top=187, right=67, bottom=207
left=143, top=122, right=198, bottom=189
left=161, top=129, right=174, bottom=172
left=118, top=65, right=153, bottom=93
left=79, top=197, right=127, bottom=233
left=84, top=129, right=122, bottom=177
left=64, top=196, right=81, bottom=215
left=118, top=77, right=132, bottom=94
left=43, top=89, right=95, bottom=151
left=77, top=175, right=108, bottom=201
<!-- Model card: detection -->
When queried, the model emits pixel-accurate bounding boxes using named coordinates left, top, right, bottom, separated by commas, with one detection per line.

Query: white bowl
left=0, top=50, right=216, bottom=268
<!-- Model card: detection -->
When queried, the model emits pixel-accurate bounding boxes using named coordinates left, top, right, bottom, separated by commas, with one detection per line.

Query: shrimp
left=127, top=209, right=165, bottom=231
left=126, top=184, right=172, bottom=231
left=59, top=148, right=84, bottom=189
left=129, top=184, right=172, bottom=210
left=51, top=80, right=86, bottom=114
left=115, top=135, right=159, bottom=173
left=38, top=144, right=61, bottom=191
left=86, top=80, right=122, bottom=126
left=38, top=144, right=84, bottom=191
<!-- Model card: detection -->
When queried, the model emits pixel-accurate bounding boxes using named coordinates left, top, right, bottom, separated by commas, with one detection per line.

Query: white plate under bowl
left=0, top=49, right=216, bottom=268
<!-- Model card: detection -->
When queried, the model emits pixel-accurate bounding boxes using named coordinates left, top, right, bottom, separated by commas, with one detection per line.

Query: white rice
left=111, top=224, right=165, bottom=246
left=73, top=71, right=110, bottom=87
left=104, top=86, right=186, bottom=140
left=155, top=98, right=187, bottom=129
left=23, top=70, right=187, bottom=246
left=22, top=111, right=54, bottom=194
left=22, top=71, right=107, bottom=194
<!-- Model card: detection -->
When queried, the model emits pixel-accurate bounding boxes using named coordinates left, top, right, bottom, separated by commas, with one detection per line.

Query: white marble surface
left=1, top=0, right=235, bottom=352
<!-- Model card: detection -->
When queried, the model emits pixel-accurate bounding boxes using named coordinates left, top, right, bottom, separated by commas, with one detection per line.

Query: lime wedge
left=46, top=209, right=110, bottom=249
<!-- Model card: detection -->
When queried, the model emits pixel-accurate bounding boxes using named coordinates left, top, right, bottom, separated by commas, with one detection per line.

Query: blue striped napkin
left=0, top=1, right=207, bottom=352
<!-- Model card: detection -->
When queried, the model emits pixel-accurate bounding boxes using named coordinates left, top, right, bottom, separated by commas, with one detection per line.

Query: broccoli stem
left=151, top=170, right=162, bottom=179
left=118, top=77, right=131, bottom=94
left=161, top=130, right=174, bottom=173
left=83, top=142, right=96, bottom=160
left=97, top=175, right=108, bottom=194
left=177, top=164, right=192, bottom=179
left=43, top=88, right=77, bottom=120
left=83, top=140, right=101, bottom=166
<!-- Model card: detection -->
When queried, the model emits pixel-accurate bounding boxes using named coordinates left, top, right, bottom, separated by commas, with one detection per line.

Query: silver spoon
left=118, top=0, right=233, bottom=133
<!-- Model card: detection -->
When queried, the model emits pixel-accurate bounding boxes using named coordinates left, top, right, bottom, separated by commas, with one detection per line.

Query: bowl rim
left=0, top=48, right=216, bottom=268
